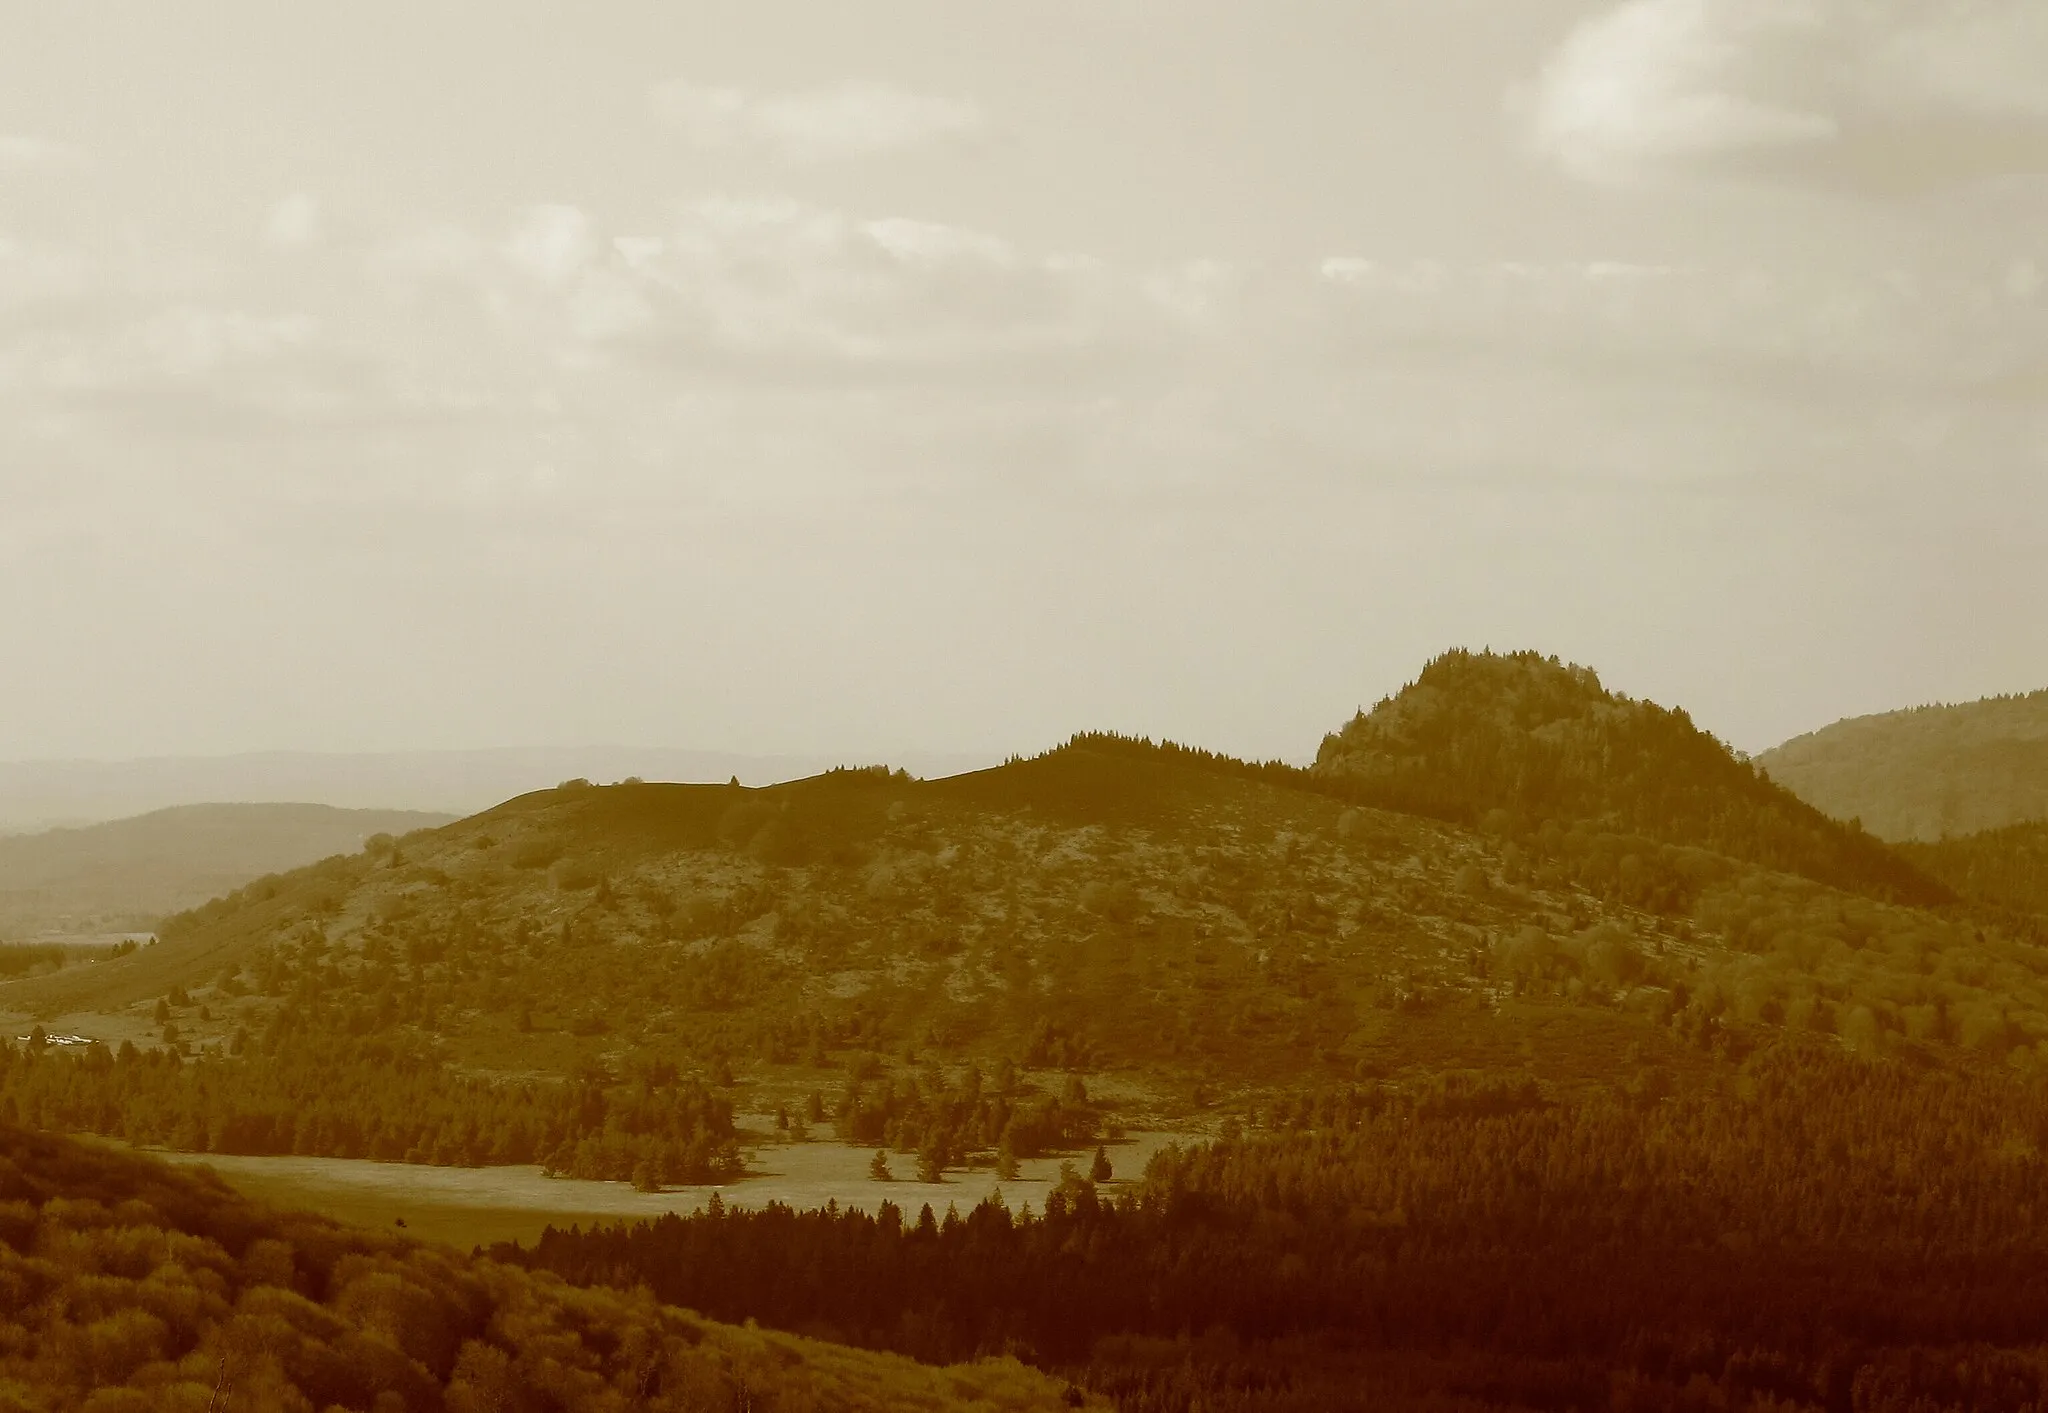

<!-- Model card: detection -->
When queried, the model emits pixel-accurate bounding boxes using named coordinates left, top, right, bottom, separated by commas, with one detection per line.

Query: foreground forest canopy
left=3, top=650, right=2044, bottom=1188
left=1758, top=687, right=2048, bottom=842
left=0, top=1123, right=1098, bottom=1412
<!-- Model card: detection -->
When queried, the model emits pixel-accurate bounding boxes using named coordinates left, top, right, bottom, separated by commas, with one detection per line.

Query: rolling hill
left=0, top=803, right=455, bottom=939
left=0, top=651, right=2034, bottom=1193
left=1757, top=686, right=2048, bottom=841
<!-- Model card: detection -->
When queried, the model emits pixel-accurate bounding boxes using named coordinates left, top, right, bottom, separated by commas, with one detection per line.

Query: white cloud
left=263, top=193, right=322, bottom=247
left=0, top=134, right=81, bottom=170
left=1520, top=0, right=2048, bottom=193
left=648, top=79, right=984, bottom=162
left=512, top=196, right=1121, bottom=375
left=13, top=185, right=2046, bottom=555
left=503, top=205, right=594, bottom=286
left=1142, top=260, right=1244, bottom=330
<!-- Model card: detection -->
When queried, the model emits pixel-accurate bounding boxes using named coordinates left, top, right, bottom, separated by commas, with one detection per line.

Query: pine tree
left=1090, top=1144, right=1113, bottom=1183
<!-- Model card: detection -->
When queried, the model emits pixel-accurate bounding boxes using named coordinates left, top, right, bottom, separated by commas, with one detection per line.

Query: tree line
left=495, top=1041, right=2048, bottom=1413
left=0, top=1007, right=741, bottom=1187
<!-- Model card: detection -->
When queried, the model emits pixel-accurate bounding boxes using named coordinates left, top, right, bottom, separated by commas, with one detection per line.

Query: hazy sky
left=3, top=0, right=2045, bottom=768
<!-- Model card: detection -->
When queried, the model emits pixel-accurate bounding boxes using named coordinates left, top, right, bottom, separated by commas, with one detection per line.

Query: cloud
left=263, top=193, right=322, bottom=247
left=503, top=204, right=594, bottom=285
left=469, top=196, right=1139, bottom=383
left=13, top=184, right=2047, bottom=554
left=0, top=134, right=82, bottom=170
left=648, top=79, right=984, bottom=162
left=1519, top=0, right=2048, bottom=194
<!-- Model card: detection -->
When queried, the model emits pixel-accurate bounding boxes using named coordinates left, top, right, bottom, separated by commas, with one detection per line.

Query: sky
left=2, top=0, right=2045, bottom=770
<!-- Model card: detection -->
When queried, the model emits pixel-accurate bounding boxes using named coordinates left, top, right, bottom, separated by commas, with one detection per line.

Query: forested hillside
left=0, top=708, right=2031, bottom=1179
left=1314, top=650, right=1948, bottom=904
left=0, top=1122, right=1099, bottom=1411
left=0, top=804, right=454, bottom=939
left=1758, top=688, right=2048, bottom=841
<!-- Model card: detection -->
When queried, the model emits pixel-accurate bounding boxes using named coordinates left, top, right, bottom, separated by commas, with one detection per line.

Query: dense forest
left=0, top=1122, right=1100, bottom=1411
left=498, top=1042, right=2048, bottom=1412
left=0, top=1022, right=742, bottom=1185
left=1758, top=688, right=2048, bottom=842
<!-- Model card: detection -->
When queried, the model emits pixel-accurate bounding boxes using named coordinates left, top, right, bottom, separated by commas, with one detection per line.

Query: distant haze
left=0, top=749, right=1003, bottom=833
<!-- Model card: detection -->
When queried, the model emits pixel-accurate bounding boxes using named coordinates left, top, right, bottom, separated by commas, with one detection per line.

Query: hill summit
left=1312, top=649, right=1948, bottom=906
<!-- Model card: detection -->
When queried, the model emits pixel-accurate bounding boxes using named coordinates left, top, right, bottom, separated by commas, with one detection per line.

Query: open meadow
left=116, top=1127, right=1193, bottom=1250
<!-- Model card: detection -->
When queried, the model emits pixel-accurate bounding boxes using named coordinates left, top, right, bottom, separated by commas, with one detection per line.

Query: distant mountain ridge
left=0, top=746, right=1002, bottom=831
left=1758, top=688, right=2048, bottom=841
left=0, top=802, right=454, bottom=937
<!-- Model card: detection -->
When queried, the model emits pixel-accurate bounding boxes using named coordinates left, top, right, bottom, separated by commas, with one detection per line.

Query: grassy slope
left=1758, top=687, right=2048, bottom=841
left=0, top=803, right=455, bottom=938
left=0, top=1122, right=1102, bottom=1412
